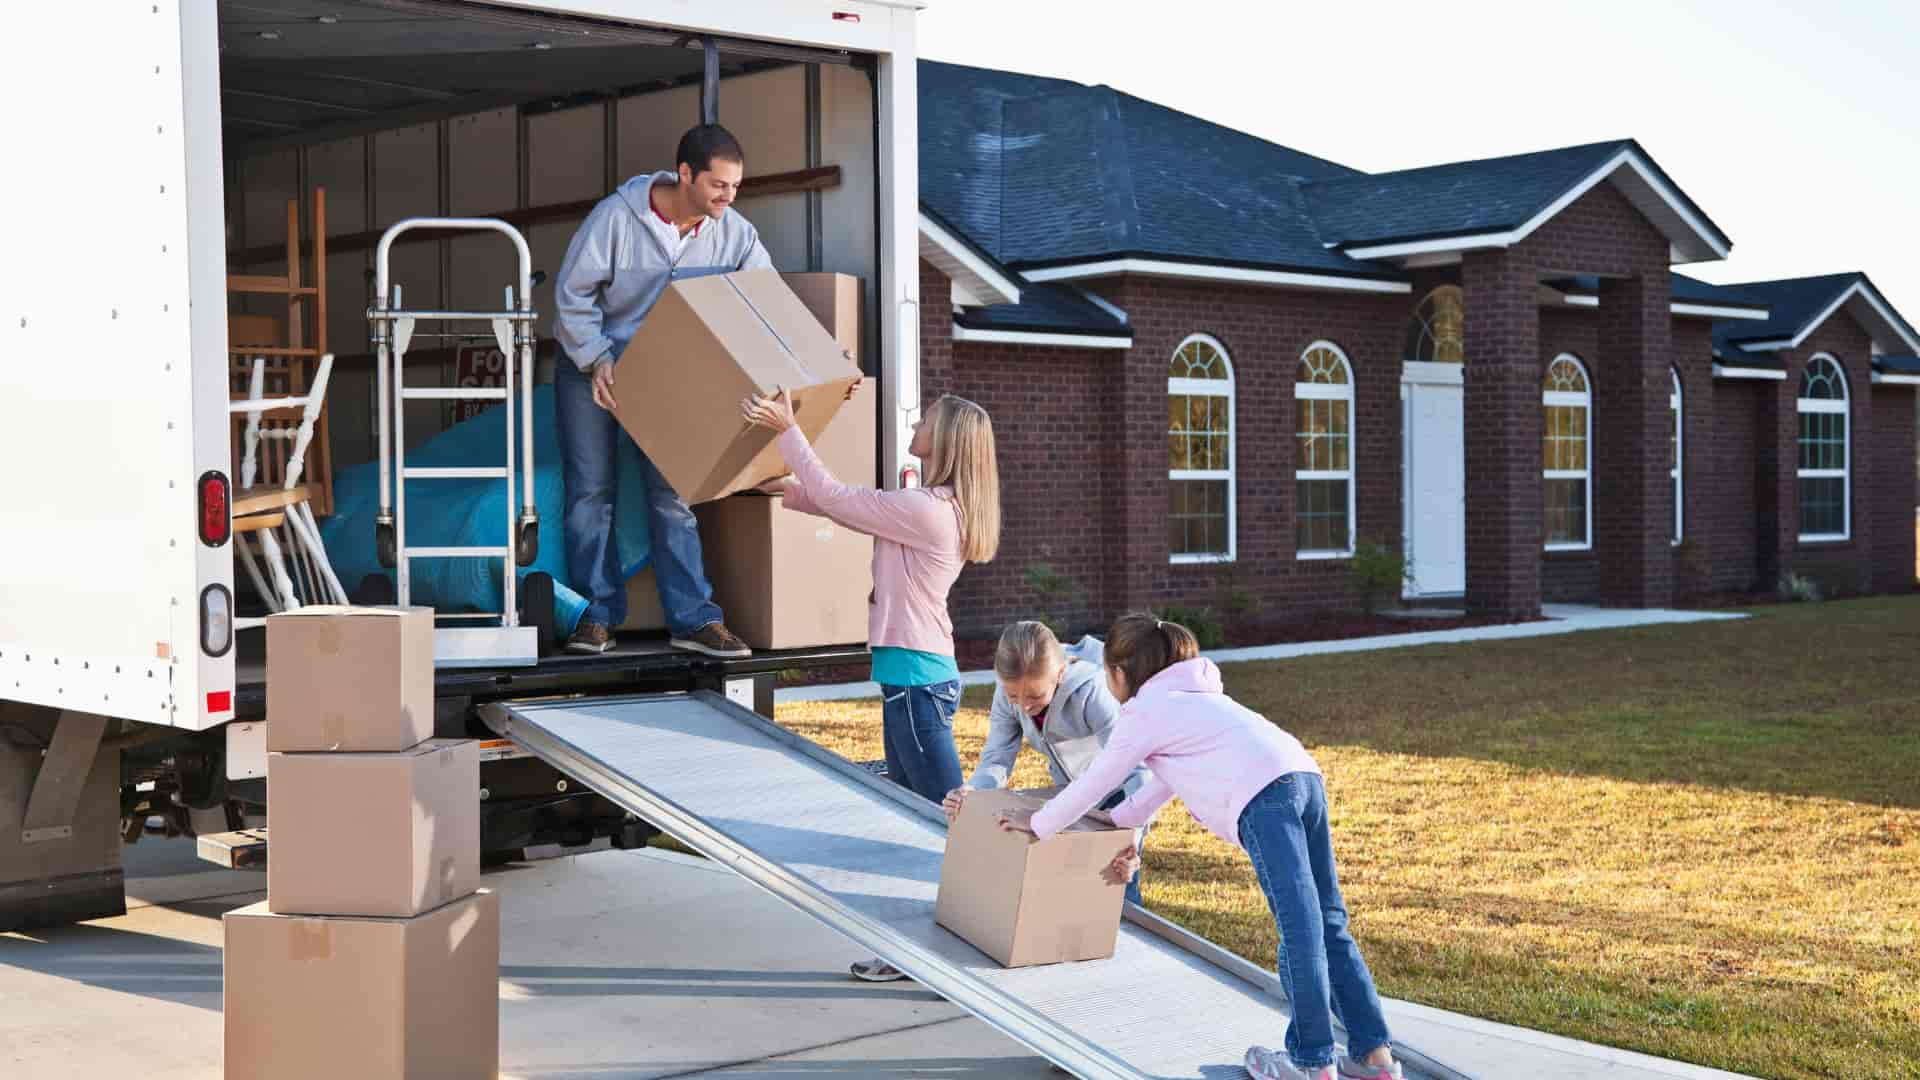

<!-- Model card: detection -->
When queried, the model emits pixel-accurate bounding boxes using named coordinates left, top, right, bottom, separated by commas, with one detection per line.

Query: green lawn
left=777, top=596, right=1920, bottom=1080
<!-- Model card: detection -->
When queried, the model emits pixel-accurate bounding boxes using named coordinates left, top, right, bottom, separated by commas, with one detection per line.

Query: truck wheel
left=353, top=573, right=396, bottom=606
left=519, top=572, right=557, bottom=656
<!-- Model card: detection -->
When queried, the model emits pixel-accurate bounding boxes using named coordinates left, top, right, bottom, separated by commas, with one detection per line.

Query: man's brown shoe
left=566, top=621, right=613, bottom=654
left=670, top=621, right=751, bottom=659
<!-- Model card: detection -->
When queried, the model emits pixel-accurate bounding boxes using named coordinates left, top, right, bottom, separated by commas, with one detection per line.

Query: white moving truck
left=0, top=0, right=926, bottom=928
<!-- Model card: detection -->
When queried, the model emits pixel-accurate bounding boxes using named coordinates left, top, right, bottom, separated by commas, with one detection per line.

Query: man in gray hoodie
left=552, top=124, right=772, bottom=657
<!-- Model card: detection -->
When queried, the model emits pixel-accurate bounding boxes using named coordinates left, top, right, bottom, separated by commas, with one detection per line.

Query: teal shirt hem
left=870, top=647, right=960, bottom=688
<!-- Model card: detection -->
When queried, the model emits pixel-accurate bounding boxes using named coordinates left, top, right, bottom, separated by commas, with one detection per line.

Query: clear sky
left=916, top=0, right=1920, bottom=334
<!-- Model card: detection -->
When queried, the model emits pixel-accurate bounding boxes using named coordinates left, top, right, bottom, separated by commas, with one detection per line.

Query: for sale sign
left=449, top=342, right=507, bottom=424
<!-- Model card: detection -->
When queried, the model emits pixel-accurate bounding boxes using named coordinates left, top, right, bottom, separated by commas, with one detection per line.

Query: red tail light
left=199, top=470, right=231, bottom=546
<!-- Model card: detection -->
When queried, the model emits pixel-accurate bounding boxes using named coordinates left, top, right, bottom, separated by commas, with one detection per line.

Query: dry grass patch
left=776, top=597, right=1920, bottom=1080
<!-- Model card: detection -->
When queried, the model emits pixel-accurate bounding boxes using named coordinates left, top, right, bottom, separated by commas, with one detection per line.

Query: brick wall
left=1872, top=386, right=1918, bottom=591
left=1702, top=378, right=1763, bottom=594
left=1776, top=317, right=1877, bottom=595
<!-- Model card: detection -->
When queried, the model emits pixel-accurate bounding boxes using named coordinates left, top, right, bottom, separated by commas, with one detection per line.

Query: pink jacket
left=777, top=426, right=964, bottom=657
left=1030, top=658, right=1321, bottom=848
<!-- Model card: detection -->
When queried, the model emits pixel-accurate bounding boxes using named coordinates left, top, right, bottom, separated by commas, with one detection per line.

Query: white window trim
left=1670, top=369, right=1684, bottom=546
left=1169, top=333, right=1236, bottom=564
left=1295, top=340, right=1357, bottom=559
left=1544, top=352, right=1594, bottom=552
left=1796, top=353, right=1851, bottom=543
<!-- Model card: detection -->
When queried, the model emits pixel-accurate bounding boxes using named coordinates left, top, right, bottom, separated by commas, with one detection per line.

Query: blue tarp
left=318, top=385, right=651, bottom=637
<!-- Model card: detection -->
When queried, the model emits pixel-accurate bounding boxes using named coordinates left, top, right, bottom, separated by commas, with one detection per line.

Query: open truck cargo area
left=1, top=0, right=921, bottom=927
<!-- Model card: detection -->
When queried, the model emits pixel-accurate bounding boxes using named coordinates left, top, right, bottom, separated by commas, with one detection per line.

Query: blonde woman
left=743, top=389, right=1000, bottom=983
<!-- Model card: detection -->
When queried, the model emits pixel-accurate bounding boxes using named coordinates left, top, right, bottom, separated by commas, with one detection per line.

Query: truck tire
left=519, top=571, right=557, bottom=657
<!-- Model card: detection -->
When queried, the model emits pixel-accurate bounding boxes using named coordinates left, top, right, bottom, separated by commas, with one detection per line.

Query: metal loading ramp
left=482, top=692, right=1473, bottom=1080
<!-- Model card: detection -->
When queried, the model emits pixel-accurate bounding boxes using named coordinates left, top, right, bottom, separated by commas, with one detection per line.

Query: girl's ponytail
left=1105, top=612, right=1200, bottom=697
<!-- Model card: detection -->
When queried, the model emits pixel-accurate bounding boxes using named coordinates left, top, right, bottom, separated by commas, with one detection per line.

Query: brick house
left=910, top=62, right=1920, bottom=633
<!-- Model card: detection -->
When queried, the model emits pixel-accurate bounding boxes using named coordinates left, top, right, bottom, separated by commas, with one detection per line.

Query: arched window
left=1169, top=334, right=1235, bottom=561
left=1405, top=286, right=1465, bottom=364
left=1670, top=368, right=1684, bottom=544
left=1798, top=354, right=1850, bottom=541
left=1544, top=354, right=1592, bottom=550
left=1296, top=341, right=1355, bottom=557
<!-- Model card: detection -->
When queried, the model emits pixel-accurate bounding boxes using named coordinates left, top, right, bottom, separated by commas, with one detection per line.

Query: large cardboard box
left=618, top=567, right=668, bottom=632
left=267, top=739, right=478, bottom=917
left=811, top=376, right=878, bottom=487
left=611, top=270, right=862, bottom=505
left=223, top=890, right=499, bottom=1080
left=695, top=494, right=872, bottom=651
left=935, top=788, right=1133, bottom=968
left=780, top=272, right=861, bottom=367
left=266, top=606, right=434, bottom=752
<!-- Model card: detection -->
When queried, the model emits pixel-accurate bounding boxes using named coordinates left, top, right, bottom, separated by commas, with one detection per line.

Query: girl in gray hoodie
left=946, top=621, right=1157, bottom=904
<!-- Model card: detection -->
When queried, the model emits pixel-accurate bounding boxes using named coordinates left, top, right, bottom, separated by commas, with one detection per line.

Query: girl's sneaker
left=1243, top=1046, right=1333, bottom=1080
left=1337, top=1056, right=1404, bottom=1080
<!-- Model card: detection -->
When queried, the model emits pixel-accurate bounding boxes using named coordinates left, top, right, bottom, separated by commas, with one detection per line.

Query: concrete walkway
left=2, top=837, right=1755, bottom=1079
left=776, top=604, right=1746, bottom=703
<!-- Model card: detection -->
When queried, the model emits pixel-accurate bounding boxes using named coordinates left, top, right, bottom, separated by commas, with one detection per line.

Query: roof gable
left=1303, top=140, right=1731, bottom=265
left=1722, top=274, right=1920, bottom=355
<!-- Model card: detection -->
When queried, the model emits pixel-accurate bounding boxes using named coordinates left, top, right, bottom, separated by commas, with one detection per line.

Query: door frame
left=1400, top=361, right=1466, bottom=599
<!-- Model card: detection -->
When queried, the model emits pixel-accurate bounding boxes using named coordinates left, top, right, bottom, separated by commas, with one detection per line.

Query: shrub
left=1350, top=539, right=1414, bottom=614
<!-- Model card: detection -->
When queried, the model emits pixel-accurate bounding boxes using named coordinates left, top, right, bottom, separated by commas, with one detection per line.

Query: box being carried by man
left=936, top=787, right=1135, bottom=968
left=610, top=269, right=861, bottom=506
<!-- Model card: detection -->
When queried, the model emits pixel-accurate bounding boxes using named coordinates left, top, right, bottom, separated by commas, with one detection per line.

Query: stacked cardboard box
left=618, top=273, right=876, bottom=649
left=224, top=606, right=498, bottom=1079
left=936, top=788, right=1134, bottom=968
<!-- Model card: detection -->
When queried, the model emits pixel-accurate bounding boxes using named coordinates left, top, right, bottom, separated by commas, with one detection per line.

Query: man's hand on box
left=591, top=359, right=619, bottom=411
left=1102, top=845, right=1141, bottom=886
left=740, top=387, right=798, bottom=433
left=995, top=807, right=1037, bottom=836
left=753, top=474, right=795, bottom=496
left=942, top=787, right=970, bottom=824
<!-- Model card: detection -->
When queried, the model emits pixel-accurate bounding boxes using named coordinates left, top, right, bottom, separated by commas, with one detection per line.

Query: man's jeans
left=1238, top=772, right=1393, bottom=1071
left=554, top=360, right=722, bottom=635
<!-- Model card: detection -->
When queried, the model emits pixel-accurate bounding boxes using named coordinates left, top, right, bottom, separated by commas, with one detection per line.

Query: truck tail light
left=900, top=466, right=919, bottom=489
left=201, top=584, right=233, bottom=657
left=199, top=470, right=231, bottom=547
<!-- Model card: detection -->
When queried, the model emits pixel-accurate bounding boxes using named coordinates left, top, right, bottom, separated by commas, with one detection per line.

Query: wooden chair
left=229, top=354, right=346, bottom=626
left=228, top=187, right=334, bottom=516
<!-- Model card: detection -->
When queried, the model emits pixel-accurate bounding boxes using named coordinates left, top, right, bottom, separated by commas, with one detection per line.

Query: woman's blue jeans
left=1238, top=772, right=1392, bottom=1070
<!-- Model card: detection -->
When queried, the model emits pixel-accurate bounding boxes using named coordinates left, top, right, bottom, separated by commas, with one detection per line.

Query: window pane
left=1171, top=479, right=1229, bottom=556
left=1296, top=479, right=1350, bottom=552
left=1545, top=478, right=1588, bottom=545
left=1799, top=476, right=1845, bottom=536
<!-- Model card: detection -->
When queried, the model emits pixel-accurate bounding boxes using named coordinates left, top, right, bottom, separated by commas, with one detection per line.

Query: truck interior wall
left=227, top=62, right=875, bottom=471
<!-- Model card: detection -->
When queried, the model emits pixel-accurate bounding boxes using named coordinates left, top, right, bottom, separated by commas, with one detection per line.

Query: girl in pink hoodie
left=998, top=614, right=1402, bottom=1080
left=743, top=387, right=1001, bottom=983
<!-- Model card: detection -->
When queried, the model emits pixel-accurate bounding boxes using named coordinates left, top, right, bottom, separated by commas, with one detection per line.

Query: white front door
left=1402, top=363, right=1466, bottom=597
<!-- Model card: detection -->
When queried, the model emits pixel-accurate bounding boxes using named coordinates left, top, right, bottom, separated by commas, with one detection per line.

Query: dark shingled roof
left=1716, top=274, right=1864, bottom=345
left=1304, top=141, right=1632, bottom=249
left=918, top=60, right=1397, bottom=281
left=954, top=281, right=1131, bottom=339
left=1877, top=355, right=1920, bottom=376
left=1548, top=273, right=1770, bottom=310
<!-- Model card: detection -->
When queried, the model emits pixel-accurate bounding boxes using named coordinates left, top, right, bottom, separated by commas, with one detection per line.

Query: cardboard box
left=618, top=567, right=668, bottom=632
left=267, top=739, right=478, bottom=917
left=266, top=606, right=434, bottom=752
left=223, top=890, right=498, bottom=1080
left=780, top=272, right=861, bottom=367
left=611, top=270, right=862, bottom=505
left=695, top=494, right=873, bottom=651
left=811, top=376, right=878, bottom=488
left=935, top=788, right=1133, bottom=968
